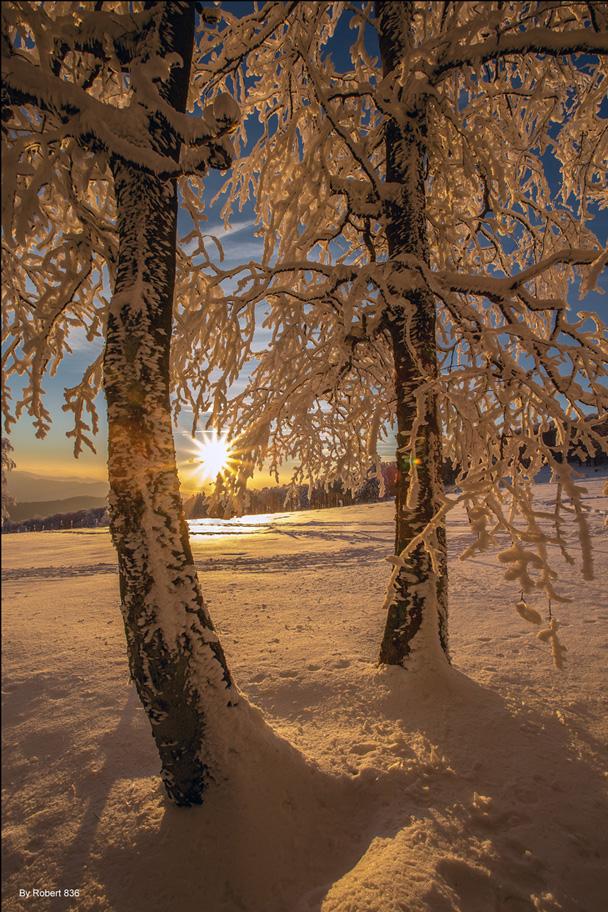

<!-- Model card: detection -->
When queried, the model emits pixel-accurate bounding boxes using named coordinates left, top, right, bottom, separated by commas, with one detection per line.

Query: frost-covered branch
left=427, top=27, right=608, bottom=86
left=2, top=48, right=240, bottom=178
left=438, top=248, right=605, bottom=304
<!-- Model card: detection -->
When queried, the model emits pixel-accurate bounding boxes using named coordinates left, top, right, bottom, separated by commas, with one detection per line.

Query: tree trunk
left=103, top=2, right=235, bottom=806
left=376, top=1, right=449, bottom=666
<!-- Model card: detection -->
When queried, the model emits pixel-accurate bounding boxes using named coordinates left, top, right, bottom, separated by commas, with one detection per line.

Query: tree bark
left=376, top=0, right=449, bottom=666
left=103, top=2, right=235, bottom=806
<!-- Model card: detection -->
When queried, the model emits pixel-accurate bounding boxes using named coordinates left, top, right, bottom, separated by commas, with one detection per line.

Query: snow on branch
left=427, top=28, right=608, bottom=86
left=2, top=51, right=240, bottom=179
left=438, top=248, right=606, bottom=305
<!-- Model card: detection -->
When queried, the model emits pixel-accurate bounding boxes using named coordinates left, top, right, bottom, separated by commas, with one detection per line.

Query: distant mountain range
left=4, top=470, right=201, bottom=523
left=5, top=471, right=109, bottom=522
left=6, top=470, right=109, bottom=503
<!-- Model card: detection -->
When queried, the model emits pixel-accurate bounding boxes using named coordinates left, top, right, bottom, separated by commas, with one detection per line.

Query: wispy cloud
left=181, top=219, right=258, bottom=256
left=208, top=218, right=257, bottom=241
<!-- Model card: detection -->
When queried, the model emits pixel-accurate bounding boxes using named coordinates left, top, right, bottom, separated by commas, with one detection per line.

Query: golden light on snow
left=189, top=431, right=236, bottom=482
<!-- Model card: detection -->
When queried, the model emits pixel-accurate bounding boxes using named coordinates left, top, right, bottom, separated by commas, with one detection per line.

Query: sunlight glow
left=189, top=431, right=235, bottom=482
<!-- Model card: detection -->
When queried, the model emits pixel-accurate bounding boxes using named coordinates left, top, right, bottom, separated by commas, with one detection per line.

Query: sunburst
left=188, top=431, right=236, bottom=482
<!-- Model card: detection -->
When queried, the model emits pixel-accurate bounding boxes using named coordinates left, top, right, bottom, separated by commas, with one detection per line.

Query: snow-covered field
left=2, top=469, right=607, bottom=912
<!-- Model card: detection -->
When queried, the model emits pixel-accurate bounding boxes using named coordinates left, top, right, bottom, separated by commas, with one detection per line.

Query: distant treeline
left=7, top=494, right=108, bottom=524
left=540, top=416, right=607, bottom=466
left=185, top=423, right=608, bottom=520
left=2, top=506, right=109, bottom=534
left=186, top=463, right=401, bottom=519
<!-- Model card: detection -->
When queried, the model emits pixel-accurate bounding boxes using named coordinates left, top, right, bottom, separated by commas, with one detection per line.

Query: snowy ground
left=2, top=468, right=607, bottom=912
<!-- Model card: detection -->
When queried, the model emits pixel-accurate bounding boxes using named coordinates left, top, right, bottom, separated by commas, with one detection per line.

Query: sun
left=189, top=431, right=235, bottom=482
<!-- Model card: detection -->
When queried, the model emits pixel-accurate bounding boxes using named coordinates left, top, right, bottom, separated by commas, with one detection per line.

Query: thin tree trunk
left=103, top=2, right=235, bottom=806
left=376, top=0, right=449, bottom=665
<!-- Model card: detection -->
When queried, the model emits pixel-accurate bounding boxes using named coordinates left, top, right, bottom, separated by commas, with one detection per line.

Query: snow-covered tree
left=3, top=1, right=607, bottom=807
left=201, top=1, right=608, bottom=667
left=1, top=436, right=16, bottom=525
left=299, top=484, right=310, bottom=511
left=1, top=0, right=294, bottom=806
